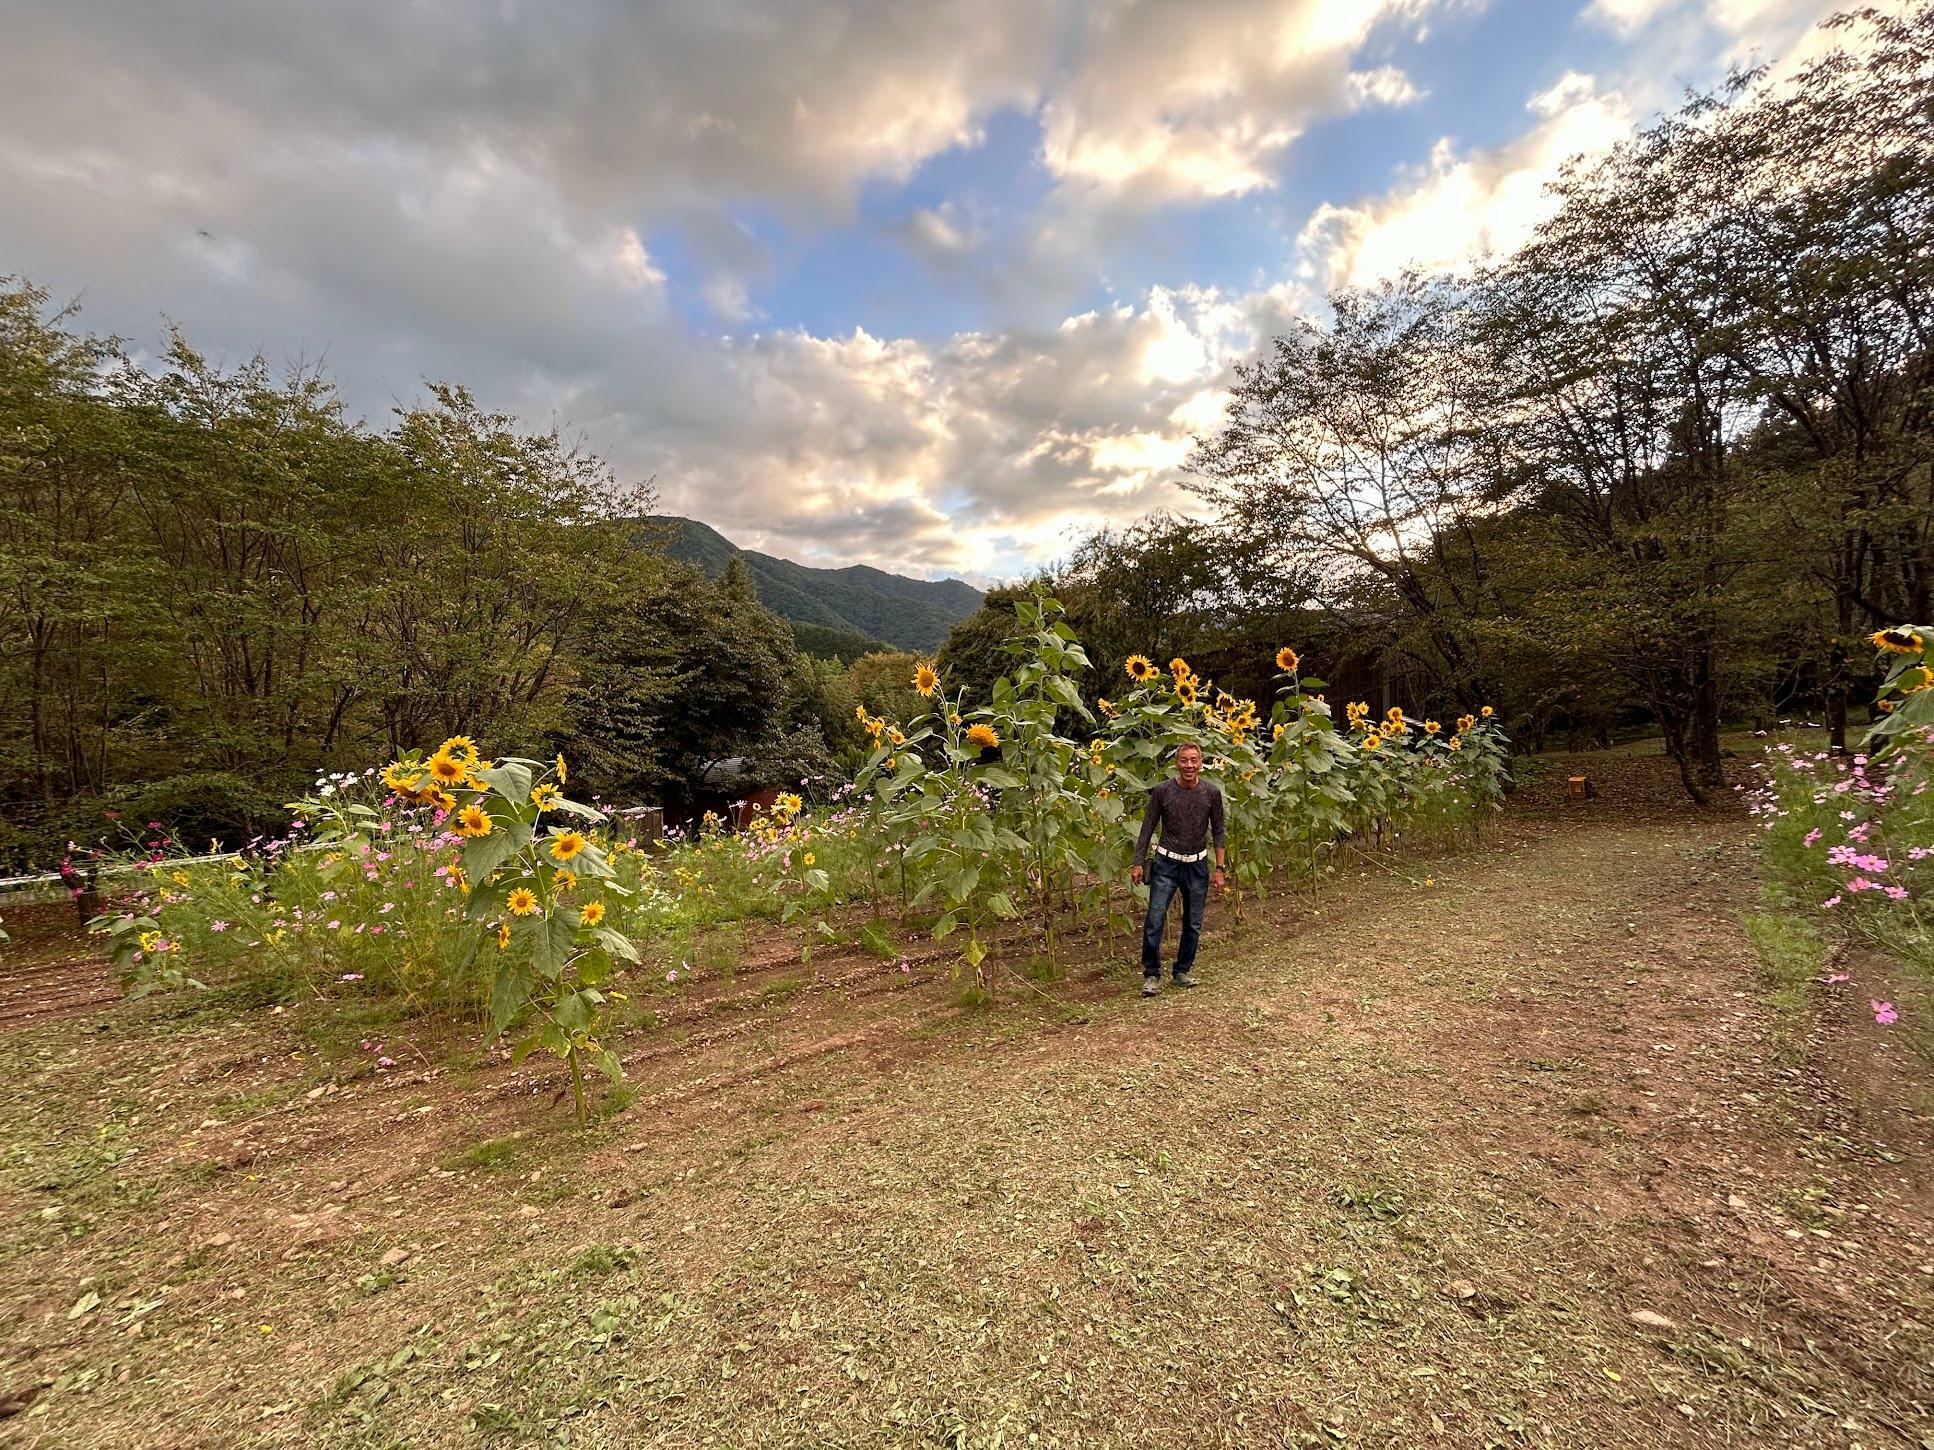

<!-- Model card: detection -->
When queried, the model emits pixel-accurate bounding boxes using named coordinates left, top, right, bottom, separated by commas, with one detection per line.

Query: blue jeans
left=1141, top=854, right=1209, bottom=978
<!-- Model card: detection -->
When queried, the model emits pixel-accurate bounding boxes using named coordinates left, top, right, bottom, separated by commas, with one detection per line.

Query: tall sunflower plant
left=1865, top=626, right=1934, bottom=756
left=372, top=739, right=637, bottom=1120
left=989, top=588, right=1095, bottom=963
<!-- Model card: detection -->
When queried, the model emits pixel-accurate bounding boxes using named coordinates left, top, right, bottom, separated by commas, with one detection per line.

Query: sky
left=0, top=0, right=1865, bottom=584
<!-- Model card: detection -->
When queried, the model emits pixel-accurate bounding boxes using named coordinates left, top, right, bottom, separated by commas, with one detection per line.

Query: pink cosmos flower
left=1822, top=894, right=1843, bottom=908
left=1846, top=877, right=1878, bottom=893
left=1884, top=885, right=1910, bottom=902
left=1871, top=1001, right=1898, bottom=1026
left=1823, top=972, right=1850, bottom=984
left=1802, top=829, right=1822, bottom=847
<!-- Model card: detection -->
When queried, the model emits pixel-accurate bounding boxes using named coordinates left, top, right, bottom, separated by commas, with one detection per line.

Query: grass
left=3, top=787, right=1931, bottom=1446
left=1741, top=906, right=1830, bottom=1058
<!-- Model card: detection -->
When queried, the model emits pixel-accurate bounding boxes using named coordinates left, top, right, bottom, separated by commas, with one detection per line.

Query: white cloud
left=1041, top=0, right=1446, bottom=202
left=1296, top=72, right=1635, bottom=290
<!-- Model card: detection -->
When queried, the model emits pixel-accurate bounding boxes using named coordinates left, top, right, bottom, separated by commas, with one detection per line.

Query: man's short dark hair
left=1175, top=742, right=1203, bottom=758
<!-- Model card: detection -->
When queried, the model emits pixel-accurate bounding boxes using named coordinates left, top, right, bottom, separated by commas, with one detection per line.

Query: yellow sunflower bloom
left=552, top=867, right=577, bottom=894
left=1424, top=720, right=1441, bottom=735
left=1125, top=654, right=1155, bottom=681
left=1169, top=657, right=1189, bottom=677
left=888, top=727, right=906, bottom=746
left=966, top=722, right=1001, bottom=749
left=421, top=785, right=457, bottom=812
left=455, top=804, right=493, bottom=837
left=1275, top=646, right=1299, bottom=673
left=438, top=735, right=479, bottom=767
left=506, top=887, right=539, bottom=916
left=855, top=703, right=870, bottom=722
left=802, top=852, right=815, bottom=866
left=1098, top=698, right=1116, bottom=717
left=1872, top=627, right=1923, bottom=655
left=555, top=754, right=569, bottom=784
left=497, top=922, right=512, bottom=950
left=1177, top=682, right=1198, bottom=706
left=1362, top=733, right=1383, bottom=751
left=1480, top=705, right=1494, bottom=718
left=578, top=901, right=606, bottom=927
left=913, top=661, right=939, bottom=696
left=548, top=830, right=587, bottom=862
left=1449, top=735, right=1463, bottom=751
left=531, top=783, right=560, bottom=811
left=427, top=754, right=467, bottom=784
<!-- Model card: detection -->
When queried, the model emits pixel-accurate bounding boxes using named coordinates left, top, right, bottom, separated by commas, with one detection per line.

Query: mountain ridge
left=645, top=516, right=982, bottom=654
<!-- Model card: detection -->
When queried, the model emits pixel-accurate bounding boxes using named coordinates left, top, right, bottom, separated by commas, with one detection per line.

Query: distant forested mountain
left=645, top=516, right=982, bottom=653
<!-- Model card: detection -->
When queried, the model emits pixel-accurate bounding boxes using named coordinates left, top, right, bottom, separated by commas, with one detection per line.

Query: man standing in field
left=1129, top=741, right=1225, bottom=997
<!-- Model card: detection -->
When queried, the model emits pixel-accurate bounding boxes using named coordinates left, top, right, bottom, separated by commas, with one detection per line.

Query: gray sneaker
left=1141, top=976, right=1161, bottom=997
left=1173, top=971, right=1199, bottom=988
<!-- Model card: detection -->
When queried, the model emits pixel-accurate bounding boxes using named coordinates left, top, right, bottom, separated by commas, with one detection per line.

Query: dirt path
left=0, top=902, right=118, bottom=1031
left=0, top=799, right=1929, bottom=1447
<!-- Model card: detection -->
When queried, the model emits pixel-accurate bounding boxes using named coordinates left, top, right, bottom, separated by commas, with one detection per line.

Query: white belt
left=1155, top=845, right=1208, bottom=863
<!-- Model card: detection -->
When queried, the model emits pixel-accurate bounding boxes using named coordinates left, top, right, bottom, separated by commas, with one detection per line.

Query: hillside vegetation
left=650, top=515, right=982, bottom=653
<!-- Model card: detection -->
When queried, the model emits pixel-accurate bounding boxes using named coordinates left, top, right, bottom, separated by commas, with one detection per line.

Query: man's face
left=1175, top=747, right=1202, bottom=786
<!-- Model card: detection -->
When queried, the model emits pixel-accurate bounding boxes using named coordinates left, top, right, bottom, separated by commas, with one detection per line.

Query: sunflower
left=1216, top=690, right=1237, bottom=713
left=1480, top=705, right=1494, bottom=718
left=438, top=735, right=480, bottom=767
left=530, top=783, right=560, bottom=811
left=506, top=887, right=540, bottom=917
left=1386, top=705, right=1405, bottom=723
left=865, top=717, right=887, bottom=740
left=421, top=784, right=457, bottom=812
left=1872, top=627, right=1923, bottom=655
left=1424, top=720, right=1441, bottom=735
left=1125, top=654, right=1156, bottom=681
left=552, top=867, right=577, bottom=894
left=1362, top=732, right=1383, bottom=752
left=578, top=901, right=606, bottom=927
left=1169, top=657, right=1189, bottom=677
left=548, top=830, right=587, bottom=862
left=381, top=763, right=420, bottom=793
left=966, top=722, right=1001, bottom=749
left=1457, top=714, right=1476, bottom=733
left=427, top=753, right=467, bottom=784
left=1177, top=682, right=1198, bottom=706
left=884, top=756, right=898, bottom=769
left=855, top=703, right=870, bottom=722
left=948, top=711, right=962, bottom=726
left=1448, top=735, right=1463, bottom=751
left=496, top=922, right=512, bottom=950
left=775, top=792, right=804, bottom=817
left=455, top=804, right=494, bottom=837
left=1275, top=646, right=1300, bottom=673
left=1098, top=697, right=1117, bottom=717
left=802, top=852, right=815, bottom=866
left=555, top=754, right=569, bottom=784
left=1272, top=723, right=1285, bottom=741
left=888, top=727, right=906, bottom=746
left=1903, top=666, right=1934, bottom=693
left=913, top=661, right=939, bottom=697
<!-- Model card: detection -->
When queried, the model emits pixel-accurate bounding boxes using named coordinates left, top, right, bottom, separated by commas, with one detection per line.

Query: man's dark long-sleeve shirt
left=1133, top=778, right=1225, bottom=867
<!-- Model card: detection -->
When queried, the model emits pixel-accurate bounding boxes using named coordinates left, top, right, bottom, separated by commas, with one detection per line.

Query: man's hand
left=1129, top=864, right=1143, bottom=886
left=1212, top=867, right=1226, bottom=894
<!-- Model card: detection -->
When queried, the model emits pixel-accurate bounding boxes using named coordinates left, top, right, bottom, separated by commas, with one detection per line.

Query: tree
left=1189, top=277, right=1509, bottom=710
